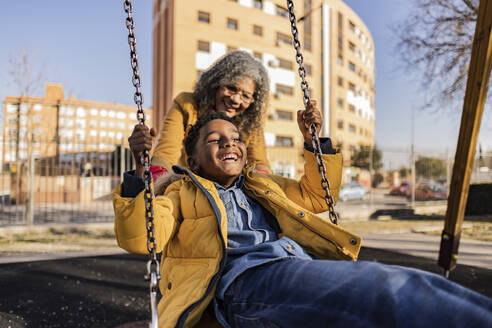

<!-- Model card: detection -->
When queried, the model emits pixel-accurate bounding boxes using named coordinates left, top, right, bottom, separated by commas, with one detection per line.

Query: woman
left=129, top=51, right=271, bottom=178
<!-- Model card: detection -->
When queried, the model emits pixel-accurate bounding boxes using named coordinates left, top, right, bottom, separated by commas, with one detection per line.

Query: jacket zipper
left=175, top=170, right=227, bottom=327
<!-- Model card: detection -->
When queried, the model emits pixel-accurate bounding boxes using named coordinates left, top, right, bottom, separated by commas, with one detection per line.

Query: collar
left=214, top=175, right=245, bottom=191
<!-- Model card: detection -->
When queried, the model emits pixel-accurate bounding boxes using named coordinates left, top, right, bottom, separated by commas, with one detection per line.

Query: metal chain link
left=286, top=0, right=339, bottom=225
left=123, top=1, right=160, bottom=327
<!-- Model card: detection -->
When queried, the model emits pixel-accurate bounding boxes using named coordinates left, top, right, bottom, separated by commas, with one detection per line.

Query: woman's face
left=214, top=77, right=256, bottom=118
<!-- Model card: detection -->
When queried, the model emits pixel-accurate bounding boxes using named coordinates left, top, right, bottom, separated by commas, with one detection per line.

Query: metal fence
left=0, top=138, right=134, bottom=227
left=381, top=148, right=492, bottom=186
left=1, top=138, right=491, bottom=227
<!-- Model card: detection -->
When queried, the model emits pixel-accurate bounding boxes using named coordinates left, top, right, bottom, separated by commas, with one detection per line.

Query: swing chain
left=286, top=0, right=339, bottom=225
left=123, top=1, right=160, bottom=327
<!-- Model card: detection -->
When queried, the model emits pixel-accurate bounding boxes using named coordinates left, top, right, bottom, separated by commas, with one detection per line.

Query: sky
left=1, top=0, right=491, bottom=169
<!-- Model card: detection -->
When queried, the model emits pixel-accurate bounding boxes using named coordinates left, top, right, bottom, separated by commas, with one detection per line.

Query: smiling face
left=214, top=77, right=256, bottom=118
left=187, top=119, right=247, bottom=188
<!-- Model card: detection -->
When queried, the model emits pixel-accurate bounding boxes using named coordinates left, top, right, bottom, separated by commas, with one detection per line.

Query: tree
left=7, top=49, right=46, bottom=223
left=415, top=156, right=446, bottom=179
left=394, top=0, right=480, bottom=110
left=351, top=146, right=383, bottom=171
left=8, top=49, right=45, bottom=98
left=399, top=167, right=410, bottom=178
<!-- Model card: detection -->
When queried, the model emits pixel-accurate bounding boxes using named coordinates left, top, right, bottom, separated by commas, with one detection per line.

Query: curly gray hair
left=193, top=51, right=270, bottom=133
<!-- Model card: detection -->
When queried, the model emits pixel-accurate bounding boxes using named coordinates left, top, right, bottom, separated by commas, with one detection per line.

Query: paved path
left=360, top=232, right=492, bottom=270
left=1, top=245, right=491, bottom=327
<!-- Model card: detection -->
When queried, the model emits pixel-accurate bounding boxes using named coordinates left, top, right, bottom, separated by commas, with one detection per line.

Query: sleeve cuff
left=121, top=170, right=146, bottom=198
left=304, top=137, right=335, bottom=154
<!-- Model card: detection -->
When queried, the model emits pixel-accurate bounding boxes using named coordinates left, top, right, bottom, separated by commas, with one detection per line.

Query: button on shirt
left=214, top=176, right=312, bottom=300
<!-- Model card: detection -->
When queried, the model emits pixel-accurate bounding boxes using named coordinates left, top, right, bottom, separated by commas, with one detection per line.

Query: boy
left=114, top=105, right=491, bottom=328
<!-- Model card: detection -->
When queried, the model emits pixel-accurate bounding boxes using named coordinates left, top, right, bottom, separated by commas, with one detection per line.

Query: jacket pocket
left=160, top=257, right=216, bottom=308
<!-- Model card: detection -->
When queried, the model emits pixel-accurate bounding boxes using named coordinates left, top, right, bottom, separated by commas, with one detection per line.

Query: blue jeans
left=221, top=258, right=492, bottom=328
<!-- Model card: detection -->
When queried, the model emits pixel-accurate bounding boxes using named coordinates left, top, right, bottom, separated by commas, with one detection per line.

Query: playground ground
left=1, top=221, right=491, bottom=327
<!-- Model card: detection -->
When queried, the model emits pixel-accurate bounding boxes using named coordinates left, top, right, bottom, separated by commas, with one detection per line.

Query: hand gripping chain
left=123, top=1, right=160, bottom=327
left=286, top=0, right=339, bottom=225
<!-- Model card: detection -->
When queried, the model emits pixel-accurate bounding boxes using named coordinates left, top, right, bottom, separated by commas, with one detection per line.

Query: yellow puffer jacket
left=113, top=149, right=361, bottom=328
left=151, top=92, right=270, bottom=172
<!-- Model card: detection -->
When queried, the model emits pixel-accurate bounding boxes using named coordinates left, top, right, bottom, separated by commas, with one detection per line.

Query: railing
left=0, top=138, right=134, bottom=226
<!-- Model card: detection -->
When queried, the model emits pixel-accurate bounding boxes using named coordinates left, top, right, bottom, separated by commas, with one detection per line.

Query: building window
left=276, top=32, right=292, bottom=46
left=337, top=120, right=344, bottom=130
left=276, top=5, right=289, bottom=18
left=348, top=104, right=356, bottom=112
left=349, top=61, right=356, bottom=72
left=253, top=24, right=263, bottom=36
left=348, top=124, right=356, bottom=133
left=76, top=119, right=86, bottom=128
left=198, top=11, right=210, bottom=23
left=348, top=82, right=356, bottom=92
left=278, top=58, right=293, bottom=70
left=6, top=104, right=17, bottom=113
left=348, top=41, right=356, bottom=52
left=227, top=18, right=238, bottom=30
left=253, top=51, right=262, bottom=60
left=276, top=84, right=294, bottom=96
left=197, top=40, right=210, bottom=52
left=338, top=12, right=343, bottom=53
left=60, top=105, right=74, bottom=116
left=302, top=0, right=312, bottom=51
left=337, top=98, right=344, bottom=108
left=349, top=20, right=356, bottom=32
left=253, top=0, right=263, bottom=9
left=275, top=136, right=293, bottom=147
left=7, top=116, right=17, bottom=124
left=337, top=55, right=343, bottom=65
left=304, top=63, right=312, bottom=76
left=275, top=109, right=293, bottom=121
left=337, top=76, right=343, bottom=87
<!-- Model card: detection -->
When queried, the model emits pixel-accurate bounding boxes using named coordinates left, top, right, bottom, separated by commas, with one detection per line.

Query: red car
left=389, top=182, right=411, bottom=196
left=411, top=183, right=448, bottom=201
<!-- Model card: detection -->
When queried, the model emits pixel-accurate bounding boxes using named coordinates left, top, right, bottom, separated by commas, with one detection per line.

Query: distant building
left=2, top=83, right=151, bottom=167
left=153, top=0, right=375, bottom=177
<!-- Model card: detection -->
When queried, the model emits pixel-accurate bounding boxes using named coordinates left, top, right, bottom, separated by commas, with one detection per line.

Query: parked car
left=411, top=182, right=448, bottom=201
left=389, top=181, right=411, bottom=196
left=339, top=182, right=368, bottom=201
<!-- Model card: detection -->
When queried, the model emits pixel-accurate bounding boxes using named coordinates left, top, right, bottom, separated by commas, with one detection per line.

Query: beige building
left=153, top=0, right=375, bottom=177
left=2, top=83, right=151, bottom=167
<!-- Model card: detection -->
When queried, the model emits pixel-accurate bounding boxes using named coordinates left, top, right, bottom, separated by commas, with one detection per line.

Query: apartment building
left=2, top=83, right=151, bottom=167
left=153, top=0, right=375, bottom=177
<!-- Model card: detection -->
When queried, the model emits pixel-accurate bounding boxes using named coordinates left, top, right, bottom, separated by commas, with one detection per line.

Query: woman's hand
left=128, top=124, right=156, bottom=178
left=297, top=100, right=322, bottom=144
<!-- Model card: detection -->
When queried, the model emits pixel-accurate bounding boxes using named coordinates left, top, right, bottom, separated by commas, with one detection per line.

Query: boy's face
left=188, top=119, right=247, bottom=188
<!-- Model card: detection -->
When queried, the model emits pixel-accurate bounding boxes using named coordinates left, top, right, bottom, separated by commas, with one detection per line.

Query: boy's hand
left=128, top=124, right=156, bottom=178
left=297, top=100, right=322, bottom=144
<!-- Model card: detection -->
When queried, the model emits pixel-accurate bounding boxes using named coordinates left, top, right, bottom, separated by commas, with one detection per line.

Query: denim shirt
left=214, top=176, right=312, bottom=300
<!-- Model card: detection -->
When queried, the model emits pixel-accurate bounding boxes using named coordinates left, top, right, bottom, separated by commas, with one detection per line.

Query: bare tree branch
left=8, top=49, right=45, bottom=98
left=393, top=0, right=482, bottom=111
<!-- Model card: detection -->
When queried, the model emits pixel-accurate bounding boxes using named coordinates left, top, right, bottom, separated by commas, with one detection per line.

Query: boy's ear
left=187, top=156, right=199, bottom=173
